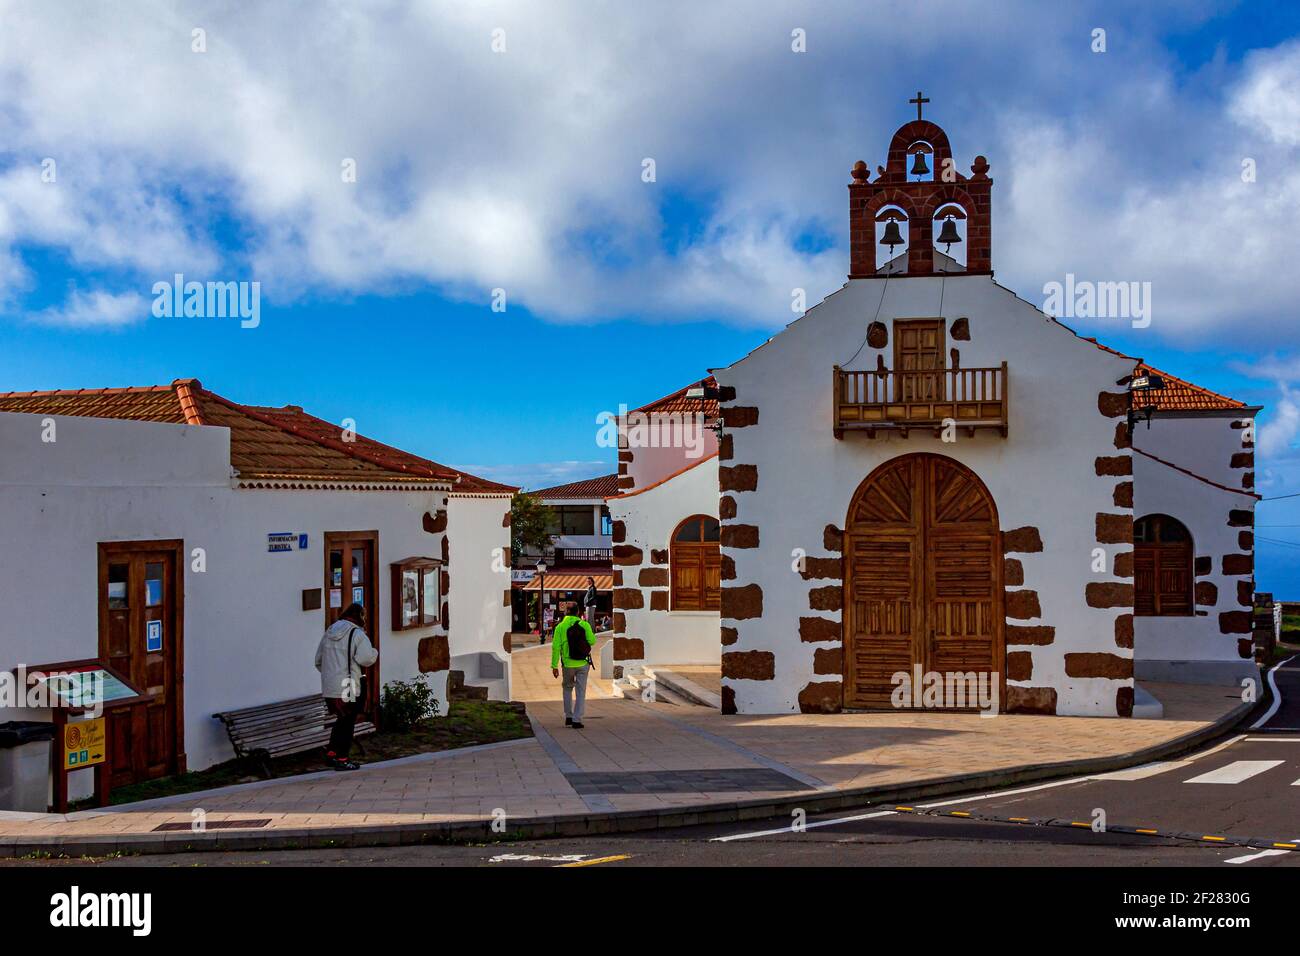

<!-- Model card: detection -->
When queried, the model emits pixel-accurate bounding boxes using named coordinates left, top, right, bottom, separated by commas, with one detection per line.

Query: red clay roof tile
left=531, top=473, right=620, bottom=499
left=0, top=380, right=515, bottom=492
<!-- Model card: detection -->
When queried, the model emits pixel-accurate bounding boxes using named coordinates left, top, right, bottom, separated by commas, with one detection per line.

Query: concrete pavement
left=0, top=638, right=1259, bottom=857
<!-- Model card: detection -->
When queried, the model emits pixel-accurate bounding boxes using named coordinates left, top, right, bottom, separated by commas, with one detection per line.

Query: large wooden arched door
left=843, top=454, right=1004, bottom=710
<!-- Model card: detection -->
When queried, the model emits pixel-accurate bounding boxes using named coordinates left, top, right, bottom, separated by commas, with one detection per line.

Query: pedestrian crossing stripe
left=1183, top=759, right=1285, bottom=785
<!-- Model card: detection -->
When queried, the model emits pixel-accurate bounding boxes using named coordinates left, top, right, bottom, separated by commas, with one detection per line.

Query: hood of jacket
left=324, top=619, right=356, bottom=642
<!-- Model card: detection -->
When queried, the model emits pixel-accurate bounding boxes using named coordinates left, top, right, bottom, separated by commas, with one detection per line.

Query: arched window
left=1134, top=514, right=1193, bottom=616
left=671, top=515, right=721, bottom=611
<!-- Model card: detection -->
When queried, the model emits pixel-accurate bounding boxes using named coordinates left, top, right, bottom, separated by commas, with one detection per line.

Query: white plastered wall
left=446, top=493, right=513, bottom=698
left=0, top=411, right=459, bottom=796
left=712, top=275, right=1137, bottom=717
left=1131, top=414, right=1259, bottom=685
left=609, top=455, right=721, bottom=666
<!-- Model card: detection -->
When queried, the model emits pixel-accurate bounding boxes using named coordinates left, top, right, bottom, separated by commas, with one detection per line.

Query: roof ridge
left=632, top=374, right=718, bottom=415
left=195, top=388, right=452, bottom=483
left=171, top=378, right=207, bottom=426
left=0, top=384, right=177, bottom=399
left=259, top=404, right=461, bottom=482
left=1135, top=362, right=1246, bottom=409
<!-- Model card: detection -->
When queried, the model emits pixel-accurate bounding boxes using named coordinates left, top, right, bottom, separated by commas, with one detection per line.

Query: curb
left=643, top=668, right=722, bottom=710
left=0, top=696, right=1257, bottom=859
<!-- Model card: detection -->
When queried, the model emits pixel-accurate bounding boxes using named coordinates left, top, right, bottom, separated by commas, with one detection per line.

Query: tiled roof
left=1132, top=363, right=1247, bottom=413
left=531, top=473, right=620, bottom=499
left=1081, top=339, right=1249, bottom=412
left=0, top=379, right=516, bottom=492
left=633, top=375, right=719, bottom=418
left=521, top=573, right=613, bottom=592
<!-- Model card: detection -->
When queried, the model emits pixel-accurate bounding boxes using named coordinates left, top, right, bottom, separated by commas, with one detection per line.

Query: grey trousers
left=562, top=665, right=590, bottom=721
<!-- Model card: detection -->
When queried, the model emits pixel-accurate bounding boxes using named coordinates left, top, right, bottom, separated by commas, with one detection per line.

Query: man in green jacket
left=551, top=602, right=595, bottom=729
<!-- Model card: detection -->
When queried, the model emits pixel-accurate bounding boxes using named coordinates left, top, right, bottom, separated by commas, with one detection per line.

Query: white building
left=0, top=379, right=514, bottom=798
left=610, top=110, right=1261, bottom=718
left=607, top=381, right=722, bottom=668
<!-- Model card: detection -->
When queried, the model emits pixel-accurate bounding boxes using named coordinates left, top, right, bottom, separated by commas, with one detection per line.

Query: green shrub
left=380, top=676, right=441, bottom=731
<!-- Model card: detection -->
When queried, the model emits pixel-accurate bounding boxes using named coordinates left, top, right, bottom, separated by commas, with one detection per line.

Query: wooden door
left=844, top=455, right=1002, bottom=710
left=894, top=319, right=945, bottom=402
left=670, top=515, right=721, bottom=611
left=925, top=458, right=1003, bottom=685
left=98, top=541, right=184, bottom=787
left=324, top=531, right=379, bottom=714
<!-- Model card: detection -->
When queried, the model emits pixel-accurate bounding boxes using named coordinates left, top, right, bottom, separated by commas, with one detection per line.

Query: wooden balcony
left=834, top=363, right=1008, bottom=438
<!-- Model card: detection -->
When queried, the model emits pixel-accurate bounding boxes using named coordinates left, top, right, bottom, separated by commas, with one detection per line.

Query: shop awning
left=521, top=573, right=613, bottom=592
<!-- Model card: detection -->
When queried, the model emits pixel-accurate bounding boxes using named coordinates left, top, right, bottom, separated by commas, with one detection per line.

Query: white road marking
left=1092, top=760, right=1192, bottom=781
left=1245, top=737, right=1300, bottom=743
left=1225, top=839, right=1300, bottom=865
left=489, top=852, right=589, bottom=863
left=1251, top=654, right=1297, bottom=729
left=1183, top=760, right=1285, bottom=785
left=711, top=810, right=896, bottom=842
left=713, top=730, right=1280, bottom=843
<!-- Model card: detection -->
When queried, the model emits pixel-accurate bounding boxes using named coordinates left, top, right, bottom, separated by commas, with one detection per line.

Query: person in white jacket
left=314, top=603, right=378, bottom=770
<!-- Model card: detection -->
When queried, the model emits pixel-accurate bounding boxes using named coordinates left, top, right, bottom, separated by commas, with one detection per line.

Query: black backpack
left=565, top=618, right=591, bottom=660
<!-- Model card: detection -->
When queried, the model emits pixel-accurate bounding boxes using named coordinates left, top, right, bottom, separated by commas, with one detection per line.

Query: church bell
left=936, top=215, right=962, bottom=251
left=909, top=149, right=930, bottom=178
left=879, top=218, right=904, bottom=252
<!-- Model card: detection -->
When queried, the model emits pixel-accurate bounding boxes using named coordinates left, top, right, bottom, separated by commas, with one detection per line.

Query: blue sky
left=1, top=1, right=1298, bottom=592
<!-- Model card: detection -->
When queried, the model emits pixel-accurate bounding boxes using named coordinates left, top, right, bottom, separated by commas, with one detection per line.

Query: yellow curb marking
left=1201, top=835, right=1226, bottom=842
left=1136, top=828, right=1158, bottom=835
left=948, top=811, right=971, bottom=818
left=1273, top=843, right=1297, bottom=849
left=556, top=854, right=631, bottom=868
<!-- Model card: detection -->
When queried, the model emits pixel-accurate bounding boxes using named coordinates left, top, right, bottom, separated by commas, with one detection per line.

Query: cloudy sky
left=1, top=1, right=1299, bottom=587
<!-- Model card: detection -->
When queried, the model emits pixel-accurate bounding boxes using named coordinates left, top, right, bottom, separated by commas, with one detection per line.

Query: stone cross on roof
left=909, top=90, right=930, bottom=121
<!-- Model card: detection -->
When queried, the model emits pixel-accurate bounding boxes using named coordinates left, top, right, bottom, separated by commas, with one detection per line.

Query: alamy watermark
left=596, top=406, right=708, bottom=459
left=1, top=666, right=106, bottom=717
left=151, top=274, right=260, bottom=328
left=891, top=666, right=999, bottom=716
left=1042, top=273, right=1151, bottom=329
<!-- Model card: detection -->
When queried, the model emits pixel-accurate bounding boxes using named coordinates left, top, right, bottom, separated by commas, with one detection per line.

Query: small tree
left=511, top=491, right=554, bottom=562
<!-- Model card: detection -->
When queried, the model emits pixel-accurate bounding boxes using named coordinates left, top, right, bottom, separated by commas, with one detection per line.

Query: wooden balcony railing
left=833, top=363, right=1008, bottom=438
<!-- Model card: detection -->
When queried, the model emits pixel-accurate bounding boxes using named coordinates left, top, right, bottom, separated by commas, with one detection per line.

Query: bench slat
left=213, top=692, right=376, bottom=766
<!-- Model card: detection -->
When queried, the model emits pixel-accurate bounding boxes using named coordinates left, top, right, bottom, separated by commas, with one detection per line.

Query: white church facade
left=608, top=108, right=1261, bottom=718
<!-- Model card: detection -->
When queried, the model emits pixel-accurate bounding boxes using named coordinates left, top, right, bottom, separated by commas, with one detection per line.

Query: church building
left=608, top=99, right=1261, bottom=718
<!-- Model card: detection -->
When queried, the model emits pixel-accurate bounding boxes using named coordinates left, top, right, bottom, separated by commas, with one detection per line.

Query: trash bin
left=0, top=721, right=55, bottom=812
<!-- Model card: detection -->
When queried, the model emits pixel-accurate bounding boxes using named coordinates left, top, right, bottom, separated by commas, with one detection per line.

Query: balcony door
left=894, top=319, right=945, bottom=403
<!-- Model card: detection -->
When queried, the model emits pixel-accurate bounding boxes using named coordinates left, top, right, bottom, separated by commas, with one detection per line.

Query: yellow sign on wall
left=63, top=717, right=106, bottom=769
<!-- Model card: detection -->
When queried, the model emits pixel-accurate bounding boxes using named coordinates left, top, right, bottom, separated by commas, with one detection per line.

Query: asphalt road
left=11, top=657, right=1298, bottom=869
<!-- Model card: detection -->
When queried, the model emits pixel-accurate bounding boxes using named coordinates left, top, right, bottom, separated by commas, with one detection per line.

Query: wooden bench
left=213, top=694, right=376, bottom=777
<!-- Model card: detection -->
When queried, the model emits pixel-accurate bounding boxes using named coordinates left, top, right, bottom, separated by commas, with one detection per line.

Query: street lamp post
left=536, top=559, right=548, bottom=645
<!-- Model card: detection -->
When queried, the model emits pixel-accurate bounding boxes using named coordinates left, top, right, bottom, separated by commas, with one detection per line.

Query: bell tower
left=848, top=93, right=992, bottom=278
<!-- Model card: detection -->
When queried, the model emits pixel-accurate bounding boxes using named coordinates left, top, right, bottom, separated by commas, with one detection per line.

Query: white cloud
left=1258, top=385, right=1300, bottom=459
left=0, top=0, right=1296, bottom=340
left=31, top=288, right=147, bottom=328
